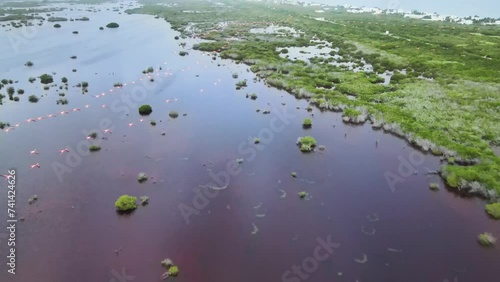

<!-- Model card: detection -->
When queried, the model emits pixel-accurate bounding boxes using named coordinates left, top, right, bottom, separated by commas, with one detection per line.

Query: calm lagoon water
left=0, top=3, right=499, bottom=282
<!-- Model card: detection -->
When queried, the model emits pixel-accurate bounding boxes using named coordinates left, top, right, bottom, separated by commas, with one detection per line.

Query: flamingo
left=86, top=136, right=93, bottom=140
left=26, top=118, right=37, bottom=122
left=4, top=127, right=15, bottom=133
left=84, top=104, right=90, bottom=108
left=128, top=123, right=134, bottom=127
left=47, top=114, right=57, bottom=118
left=58, top=148, right=69, bottom=155
left=139, top=118, right=144, bottom=122
left=104, top=129, right=112, bottom=134
left=72, top=108, right=81, bottom=112
left=200, top=89, right=204, bottom=93
left=2, top=174, right=13, bottom=180
left=60, top=111, right=69, bottom=115
left=37, top=116, right=44, bottom=121
left=30, top=163, right=41, bottom=169
left=101, top=104, right=107, bottom=108
left=92, top=94, right=100, bottom=98
left=14, top=123, right=21, bottom=127
left=165, top=99, right=171, bottom=103
left=30, top=149, right=39, bottom=155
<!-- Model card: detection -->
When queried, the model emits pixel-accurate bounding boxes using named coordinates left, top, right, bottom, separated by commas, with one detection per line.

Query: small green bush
left=138, top=104, right=152, bottom=115
left=291, top=172, right=297, bottom=178
left=254, top=138, right=260, bottom=144
left=168, top=266, right=179, bottom=276
left=161, top=258, right=173, bottom=268
left=169, top=111, right=179, bottom=118
left=150, top=120, right=156, bottom=126
left=302, top=118, right=312, bottom=128
left=343, top=108, right=361, bottom=118
left=7, top=87, right=14, bottom=95
left=250, top=93, right=258, bottom=100
left=53, top=23, right=61, bottom=28
left=61, top=77, right=68, bottom=83
left=88, top=132, right=97, bottom=139
left=25, top=61, right=33, bottom=67
left=28, top=95, right=39, bottom=103
left=297, top=136, right=317, bottom=152
left=485, top=203, right=500, bottom=219
left=106, top=22, right=119, bottom=28
left=115, top=195, right=137, bottom=212
left=89, top=145, right=101, bottom=152
left=39, top=74, right=53, bottom=84
left=140, top=196, right=149, bottom=205
left=137, top=172, right=148, bottom=183
left=29, top=77, right=36, bottom=83
left=298, top=191, right=308, bottom=198
left=429, top=183, right=439, bottom=190
left=478, top=232, right=496, bottom=246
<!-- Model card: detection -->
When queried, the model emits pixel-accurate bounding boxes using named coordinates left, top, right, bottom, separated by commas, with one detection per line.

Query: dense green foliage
left=138, top=104, right=152, bottom=115
left=106, top=22, right=119, bottom=28
left=114, top=195, right=137, bottom=212
left=485, top=203, right=500, bottom=219
left=169, top=111, right=179, bottom=118
left=39, top=74, right=53, bottom=84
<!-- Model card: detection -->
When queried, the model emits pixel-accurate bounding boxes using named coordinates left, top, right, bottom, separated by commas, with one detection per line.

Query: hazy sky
left=312, top=0, right=500, bottom=18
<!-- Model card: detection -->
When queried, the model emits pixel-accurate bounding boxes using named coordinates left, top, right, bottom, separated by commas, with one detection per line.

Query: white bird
left=128, top=123, right=134, bottom=127
left=84, top=104, right=90, bottom=108
left=14, top=123, right=22, bottom=127
left=104, top=129, right=112, bottom=134
left=101, top=104, right=107, bottom=108
left=4, top=127, right=15, bottom=133
left=58, top=148, right=69, bottom=155
left=26, top=118, right=37, bottom=122
left=37, top=116, right=44, bottom=121
left=30, top=149, right=39, bottom=155
left=47, top=114, right=57, bottom=118
left=72, top=108, right=81, bottom=112
left=60, top=111, right=69, bottom=115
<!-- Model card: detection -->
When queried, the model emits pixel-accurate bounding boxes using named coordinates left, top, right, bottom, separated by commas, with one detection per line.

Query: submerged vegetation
left=127, top=0, right=500, bottom=199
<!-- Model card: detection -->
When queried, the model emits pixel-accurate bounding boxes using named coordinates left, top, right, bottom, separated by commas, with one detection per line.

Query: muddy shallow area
left=0, top=3, right=499, bottom=282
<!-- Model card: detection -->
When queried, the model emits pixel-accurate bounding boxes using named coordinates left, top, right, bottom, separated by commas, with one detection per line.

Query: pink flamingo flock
left=3, top=53, right=229, bottom=172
